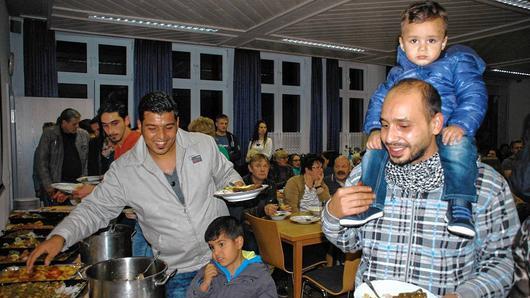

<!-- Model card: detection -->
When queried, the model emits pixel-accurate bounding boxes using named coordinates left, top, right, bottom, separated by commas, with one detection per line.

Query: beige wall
left=0, top=1, right=13, bottom=227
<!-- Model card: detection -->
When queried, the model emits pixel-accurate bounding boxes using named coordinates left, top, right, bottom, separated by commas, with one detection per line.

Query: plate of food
left=354, top=280, right=436, bottom=298
left=289, top=215, right=320, bottom=224
left=270, top=210, right=291, bottom=221
left=0, top=280, right=87, bottom=298
left=0, top=264, right=82, bottom=283
left=50, top=183, right=83, bottom=194
left=76, top=175, right=103, bottom=185
left=214, top=184, right=268, bottom=202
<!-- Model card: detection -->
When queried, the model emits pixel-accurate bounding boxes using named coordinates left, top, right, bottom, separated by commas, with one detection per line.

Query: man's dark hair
left=511, top=139, right=523, bottom=148
left=204, top=216, right=244, bottom=242
left=390, top=78, right=442, bottom=118
left=401, top=1, right=448, bottom=35
left=138, top=91, right=179, bottom=122
left=56, top=108, right=81, bottom=125
left=98, top=100, right=128, bottom=120
left=301, top=153, right=324, bottom=174
left=79, top=119, right=92, bottom=133
left=89, top=117, right=99, bottom=125
left=215, top=114, right=229, bottom=122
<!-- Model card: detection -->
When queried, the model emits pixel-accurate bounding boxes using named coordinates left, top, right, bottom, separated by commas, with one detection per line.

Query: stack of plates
left=13, top=197, right=40, bottom=210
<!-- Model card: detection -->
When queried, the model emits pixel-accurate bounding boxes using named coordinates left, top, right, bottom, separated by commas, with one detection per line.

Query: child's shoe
left=446, top=199, right=475, bottom=238
left=339, top=206, right=383, bottom=227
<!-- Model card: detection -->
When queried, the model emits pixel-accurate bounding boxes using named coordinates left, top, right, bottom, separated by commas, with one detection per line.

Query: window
left=172, top=44, right=232, bottom=126
left=56, top=41, right=87, bottom=73
left=200, top=90, right=223, bottom=120
left=349, top=68, right=364, bottom=90
left=261, top=59, right=274, bottom=84
left=200, top=54, right=223, bottom=81
left=282, top=61, right=300, bottom=86
left=56, top=32, right=134, bottom=119
left=282, top=94, right=300, bottom=132
left=58, top=83, right=87, bottom=99
left=172, top=51, right=191, bottom=79
left=172, top=88, right=191, bottom=130
left=349, top=98, right=364, bottom=132
left=261, top=93, right=275, bottom=132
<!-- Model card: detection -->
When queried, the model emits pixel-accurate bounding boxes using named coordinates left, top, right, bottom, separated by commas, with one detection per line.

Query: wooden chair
left=301, top=251, right=362, bottom=297
left=245, top=213, right=327, bottom=275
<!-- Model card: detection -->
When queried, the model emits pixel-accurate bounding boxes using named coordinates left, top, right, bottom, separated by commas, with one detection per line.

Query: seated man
left=186, top=216, right=276, bottom=298
left=324, top=155, right=352, bottom=195
left=284, top=154, right=330, bottom=213
left=269, top=149, right=294, bottom=189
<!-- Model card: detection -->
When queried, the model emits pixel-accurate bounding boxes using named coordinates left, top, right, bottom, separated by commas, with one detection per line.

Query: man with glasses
left=284, top=154, right=331, bottom=213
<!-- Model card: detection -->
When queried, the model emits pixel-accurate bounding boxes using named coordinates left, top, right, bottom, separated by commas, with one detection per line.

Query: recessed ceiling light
left=88, top=15, right=218, bottom=33
left=491, top=68, right=530, bottom=76
left=494, top=0, right=530, bottom=10
left=282, top=38, right=365, bottom=53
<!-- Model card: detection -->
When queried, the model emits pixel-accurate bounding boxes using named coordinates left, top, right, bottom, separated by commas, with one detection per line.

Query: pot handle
left=77, top=265, right=90, bottom=279
left=155, top=269, right=177, bottom=286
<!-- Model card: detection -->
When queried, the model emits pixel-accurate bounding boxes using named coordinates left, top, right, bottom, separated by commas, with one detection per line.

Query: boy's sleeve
left=363, top=66, right=401, bottom=134
left=446, top=45, right=488, bottom=136
left=256, top=265, right=279, bottom=298
left=186, top=266, right=210, bottom=298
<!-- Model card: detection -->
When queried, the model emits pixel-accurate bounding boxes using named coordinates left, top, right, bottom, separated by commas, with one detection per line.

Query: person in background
left=35, top=108, right=89, bottom=206
left=188, top=116, right=230, bottom=161
left=228, top=152, right=279, bottom=252
left=324, top=155, right=352, bottom=196
left=502, top=139, right=524, bottom=178
left=186, top=216, right=276, bottom=298
left=89, top=117, right=100, bottom=139
left=288, top=153, right=302, bottom=176
left=269, top=149, right=294, bottom=189
left=32, top=122, right=55, bottom=198
left=349, top=1, right=488, bottom=239
left=284, top=154, right=331, bottom=213
left=479, top=147, right=501, bottom=173
left=246, top=120, right=273, bottom=162
left=79, top=119, right=95, bottom=139
left=498, top=143, right=511, bottom=162
left=320, top=151, right=338, bottom=177
left=28, top=92, right=243, bottom=298
left=324, top=79, right=519, bottom=297
left=214, top=114, right=242, bottom=168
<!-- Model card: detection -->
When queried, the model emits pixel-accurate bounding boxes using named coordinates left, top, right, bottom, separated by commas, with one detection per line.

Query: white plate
left=354, top=280, right=436, bottom=298
left=51, top=183, right=83, bottom=194
left=270, top=211, right=291, bottom=221
left=289, top=215, right=319, bottom=224
left=76, top=175, right=103, bottom=185
left=214, top=185, right=268, bottom=202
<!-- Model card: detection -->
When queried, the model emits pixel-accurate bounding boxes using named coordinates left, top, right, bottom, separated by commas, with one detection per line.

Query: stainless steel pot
left=80, top=224, right=134, bottom=265
left=80, top=256, right=175, bottom=298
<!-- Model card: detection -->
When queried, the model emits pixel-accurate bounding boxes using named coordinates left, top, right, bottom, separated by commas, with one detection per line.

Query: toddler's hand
left=199, top=263, right=218, bottom=292
left=366, top=130, right=382, bottom=150
left=442, top=125, right=464, bottom=145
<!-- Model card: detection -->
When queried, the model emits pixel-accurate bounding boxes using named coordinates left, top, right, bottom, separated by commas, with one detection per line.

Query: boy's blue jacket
left=186, top=251, right=277, bottom=298
left=363, top=45, right=487, bottom=137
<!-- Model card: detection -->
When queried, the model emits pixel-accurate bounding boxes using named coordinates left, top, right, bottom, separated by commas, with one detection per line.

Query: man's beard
left=387, top=144, right=428, bottom=166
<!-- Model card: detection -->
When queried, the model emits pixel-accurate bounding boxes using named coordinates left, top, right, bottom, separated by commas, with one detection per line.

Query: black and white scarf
left=385, top=153, right=444, bottom=193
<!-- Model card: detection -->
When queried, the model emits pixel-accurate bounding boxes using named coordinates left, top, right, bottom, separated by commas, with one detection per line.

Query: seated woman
left=284, top=154, right=331, bottom=213
left=228, top=153, right=280, bottom=252
left=288, top=153, right=302, bottom=176
left=269, top=149, right=294, bottom=189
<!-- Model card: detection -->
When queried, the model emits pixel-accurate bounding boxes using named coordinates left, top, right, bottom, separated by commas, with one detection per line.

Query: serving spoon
left=136, top=252, right=160, bottom=280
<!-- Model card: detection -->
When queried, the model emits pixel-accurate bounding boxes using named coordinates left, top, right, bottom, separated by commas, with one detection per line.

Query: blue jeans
left=165, top=271, right=197, bottom=298
left=132, top=222, right=153, bottom=257
left=362, top=135, right=478, bottom=208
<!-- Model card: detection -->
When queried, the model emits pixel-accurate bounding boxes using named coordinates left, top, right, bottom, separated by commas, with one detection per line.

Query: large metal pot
left=80, top=256, right=175, bottom=298
left=80, top=224, right=134, bottom=265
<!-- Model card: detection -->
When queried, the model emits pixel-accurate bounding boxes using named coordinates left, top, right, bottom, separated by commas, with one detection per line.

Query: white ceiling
left=7, top=0, right=530, bottom=76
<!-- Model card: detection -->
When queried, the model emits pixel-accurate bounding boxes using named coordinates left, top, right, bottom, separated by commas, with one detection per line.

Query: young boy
left=186, top=216, right=277, bottom=298
left=339, top=1, right=487, bottom=239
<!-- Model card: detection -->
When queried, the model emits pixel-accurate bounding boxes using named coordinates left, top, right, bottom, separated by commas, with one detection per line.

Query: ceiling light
left=88, top=15, right=218, bottom=33
left=494, top=0, right=530, bottom=10
left=491, top=68, right=530, bottom=76
left=282, top=38, right=365, bottom=53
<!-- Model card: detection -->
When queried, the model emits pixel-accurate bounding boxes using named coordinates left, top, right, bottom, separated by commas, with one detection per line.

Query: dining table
left=275, top=217, right=325, bottom=298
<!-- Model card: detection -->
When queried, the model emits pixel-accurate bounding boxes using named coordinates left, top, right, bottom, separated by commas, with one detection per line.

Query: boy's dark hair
left=138, top=91, right=179, bottom=122
left=301, top=153, right=324, bottom=175
left=390, top=79, right=442, bottom=118
left=401, top=1, right=448, bottom=35
left=56, top=108, right=81, bottom=125
left=204, top=216, right=244, bottom=242
left=215, top=114, right=229, bottom=122
left=98, top=100, right=128, bottom=120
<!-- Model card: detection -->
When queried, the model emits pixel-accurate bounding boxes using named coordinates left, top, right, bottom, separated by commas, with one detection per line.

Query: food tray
left=0, top=264, right=82, bottom=284
left=9, top=211, right=68, bottom=225
left=0, top=279, right=87, bottom=298
left=4, top=221, right=55, bottom=231
left=1, top=229, right=51, bottom=239
left=0, top=244, right=80, bottom=269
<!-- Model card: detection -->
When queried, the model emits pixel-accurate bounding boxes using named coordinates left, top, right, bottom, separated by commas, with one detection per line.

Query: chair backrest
left=341, top=251, right=362, bottom=292
left=245, top=213, right=286, bottom=271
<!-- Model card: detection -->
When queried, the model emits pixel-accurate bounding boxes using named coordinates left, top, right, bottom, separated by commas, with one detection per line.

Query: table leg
left=293, top=242, right=303, bottom=298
